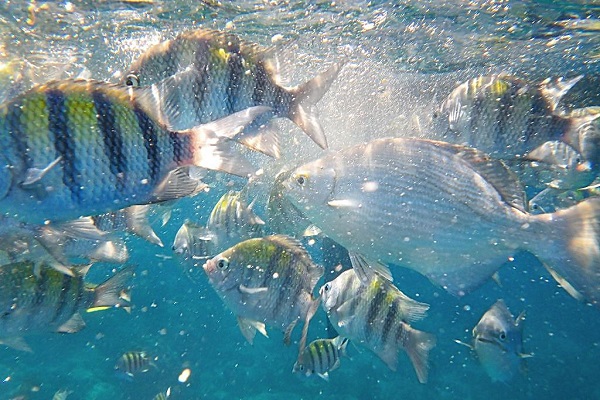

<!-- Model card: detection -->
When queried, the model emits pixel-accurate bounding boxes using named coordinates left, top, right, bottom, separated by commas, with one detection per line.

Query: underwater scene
left=0, top=0, right=599, bottom=399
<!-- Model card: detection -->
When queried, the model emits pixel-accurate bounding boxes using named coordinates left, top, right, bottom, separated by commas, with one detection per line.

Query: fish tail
left=91, top=265, right=135, bottom=310
left=288, top=62, right=345, bottom=149
left=530, top=197, right=600, bottom=307
left=404, top=326, right=436, bottom=384
left=183, top=106, right=272, bottom=177
left=123, top=205, right=164, bottom=247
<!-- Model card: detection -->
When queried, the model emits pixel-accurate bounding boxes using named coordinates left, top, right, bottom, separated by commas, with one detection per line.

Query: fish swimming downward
left=202, top=235, right=322, bottom=347
left=281, top=137, right=600, bottom=307
left=456, top=299, right=530, bottom=382
left=123, top=28, right=344, bottom=154
left=0, top=78, right=270, bottom=224
left=292, top=336, right=349, bottom=381
left=320, top=268, right=435, bottom=383
left=0, top=262, right=133, bottom=352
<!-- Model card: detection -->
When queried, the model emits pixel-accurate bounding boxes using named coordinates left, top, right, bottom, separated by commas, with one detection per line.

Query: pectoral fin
left=239, top=284, right=268, bottom=295
left=57, top=312, right=86, bottom=333
left=237, top=316, right=268, bottom=344
left=21, top=156, right=62, bottom=187
left=0, top=336, right=33, bottom=352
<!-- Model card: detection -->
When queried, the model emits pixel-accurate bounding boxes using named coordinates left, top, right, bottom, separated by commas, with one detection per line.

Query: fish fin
left=317, top=372, right=330, bottom=382
left=46, top=262, right=76, bottom=277
left=161, top=208, right=172, bottom=227
left=403, top=325, right=437, bottom=384
left=57, top=312, right=86, bottom=333
left=335, top=336, right=350, bottom=358
left=453, top=339, right=474, bottom=350
left=20, top=156, right=62, bottom=187
left=330, top=358, right=341, bottom=372
left=288, top=62, right=345, bottom=149
left=375, top=345, right=399, bottom=372
left=349, top=252, right=393, bottom=283
left=491, top=272, right=502, bottom=287
left=516, top=310, right=526, bottom=328
left=237, top=316, right=268, bottom=344
left=327, top=199, right=358, bottom=208
left=91, top=265, right=135, bottom=310
left=234, top=121, right=281, bottom=159
left=283, top=319, right=298, bottom=346
left=238, top=284, right=269, bottom=295
left=302, top=224, right=322, bottom=237
left=89, top=239, right=130, bottom=263
left=0, top=336, right=33, bottom=352
left=123, top=205, right=163, bottom=247
left=519, top=352, right=534, bottom=359
left=297, top=296, right=321, bottom=352
left=149, top=167, right=206, bottom=203
left=75, top=264, right=93, bottom=277
left=539, top=75, right=583, bottom=113
left=51, top=217, right=107, bottom=241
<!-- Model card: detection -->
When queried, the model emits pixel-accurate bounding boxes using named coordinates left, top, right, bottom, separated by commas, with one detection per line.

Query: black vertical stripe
left=314, top=341, right=323, bottom=373
left=134, top=106, right=161, bottom=185
left=252, top=61, right=268, bottom=105
left=47, top=89, right=80, bottom=202
left=381, top=298, right=398, bottom=346
left=71, top=276, right=85, bottom=317
left=325, top=341, right=333, bottom=369
left=93, top=90, right=127, bottom=193
left=395, top=322, right=408, bottom=347
left=33, top=268, right=48, bottom=306
left=365, top=284, right=385, bottom=341
left=7, top=103, right=32, bottom=170
left=168, top=131, right=191, bottom=164
left=226, top=43, right=243, bottom=114
left=193, top=42, right=210, bottom=121
left=496, top=88, right=514, bottom=148
left=51, top=274, right=72, bottom=323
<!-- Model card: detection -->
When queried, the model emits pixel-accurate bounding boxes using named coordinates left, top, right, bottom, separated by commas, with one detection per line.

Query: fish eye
left=296, top=174, right=308, bottom=186
left=217, top=258, right=229, bottom=270
left=499, top=331, right=506, bottom=340
left=323, top=283, right=331, bottom=292
left=125, top=74, right=140, bottom=87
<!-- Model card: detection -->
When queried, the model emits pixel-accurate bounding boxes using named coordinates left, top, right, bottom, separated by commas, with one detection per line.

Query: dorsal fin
left=427, top=140, right=527, bottom=213
left=539, top=75, right=583, bottom=113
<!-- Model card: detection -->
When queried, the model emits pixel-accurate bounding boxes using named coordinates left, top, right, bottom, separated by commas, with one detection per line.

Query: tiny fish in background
left=152, top=387, right=171, bottom=400
left=115, top=351, right=154, bottom=380
left=123, top=28, right=345, bottom=154
left=52, top=389, right=72, bottom=400
left=293, top=336, right=349, bottom=381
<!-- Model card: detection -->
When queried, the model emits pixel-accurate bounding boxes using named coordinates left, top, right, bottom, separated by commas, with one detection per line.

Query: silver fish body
left=293, top=336, right=348, bottom=381
left=203, top=234, right=323, bottom=345
left=473, top=300, right=527, bottom=382
left=124, top=28, right=344, bottom=151
left=282, top=137, right=600, bottom=306
left=115, top=351, right=153, bottom=379
left=320, top=269, right=435, bottom=383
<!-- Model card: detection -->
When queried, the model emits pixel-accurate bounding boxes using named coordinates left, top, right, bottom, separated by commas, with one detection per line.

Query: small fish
left=0, top=78, right=271, bottom=224
left=202, top=235, right=322, bottom=347
left=91, top=205, right=168, bottom=247
left=0, top=262, right=133, bottom=352
left=437, top=74, right=599, bottom=159
left=123, top=28, right=344, bottom=152
left=52, top=389, right=72, bottom=400
left=281, top=137, right=600, bottom=306
left=172, top=220, right=216, bottom=260
left=115, top=351, right=154, bottom=380
left=458, top=300, right=531, bottom=382
left=292, top=336, right=349, bottom=381
left=152, top=387, right=171, bottom=400
left=320, top=267, right=435, bottom=383
left=561, top=106, right=600, bottom=169
left=528, top=187, right=587, bottom=214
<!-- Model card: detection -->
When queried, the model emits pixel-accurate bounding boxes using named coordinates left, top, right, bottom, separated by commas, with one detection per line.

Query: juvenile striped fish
left=437, top=74, right=599, bottom=159
left=0, top=262, right=133, bottom=352
left=115, top=350, right=154, bottom=380
left=152, top=387, right=171, bottom=400
left=0, top=78, right=269, bottom=224
left=281, top=137, right=600, bottom=307
left=123, top=28, right=344, bottom=153
left=202, top=235, right=322, bottom=347
left=320, top=268, right=435, bottom=383
left=293, top=336, right=349, bottom=381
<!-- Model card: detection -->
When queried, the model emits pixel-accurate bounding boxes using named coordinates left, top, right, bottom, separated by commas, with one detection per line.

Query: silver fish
left=437, top=74, right=598, bottom=159
left=472, top=300, right=529, bottom=382
left=52, top=389, right=72, bottom=400
left=281, top=137, right=600, bottom=306
left=320, top=268, right=435, bottom=383
left=292, top=336, right=349, bottom=381
left=124, top=28, right=344, bottom=153
left=115, top=351, right=154, bottom=380
left=202, top=235, right=322, bottom=346
left=152, top=387, right=171, bottom=400
left=0, top=262, right=133, bottom=352
left=172, top=220, right=216, bottom=261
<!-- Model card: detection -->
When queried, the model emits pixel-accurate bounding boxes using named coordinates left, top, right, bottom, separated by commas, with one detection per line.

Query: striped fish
left=0, top=262, right=133, bottom=352
left=437, top=74, right=599, bottom=159
left=115, top=350, right=154, bottom=380
left=320, top=268, right=435, bottom=383
left=0, top=78, right=270, bottom=225
left=293, top=336, right=349, bottom=381
left=202, top=235, right=322, bottom=347
left=152, top=387, right=171, bottom=400
left=123, top=28, right=344, bottom=153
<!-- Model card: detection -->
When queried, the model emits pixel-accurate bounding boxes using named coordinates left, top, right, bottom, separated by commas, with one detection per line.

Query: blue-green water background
left=0, top=1, right=599, bottom=399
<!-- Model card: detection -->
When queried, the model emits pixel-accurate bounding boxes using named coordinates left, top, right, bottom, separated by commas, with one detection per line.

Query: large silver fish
left=123, top=28, right=344, bottom=153
left=437, top=74, right=599, bottom=159
left=0, top=262, right=133, bottom=352
left=202, top=235, right=322, bottom=346
left=471, top=300, right=529, bottom=382
left=281, top=137, right=600, bottom=306
left=0, top=78, right=270, bottom=224
left=320, top=268, right=435, bottom=383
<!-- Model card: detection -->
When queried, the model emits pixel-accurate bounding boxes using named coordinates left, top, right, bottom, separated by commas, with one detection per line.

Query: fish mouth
left=475, top=336, right=507, bottom=352
left=202, top=259, right=214, bottom=273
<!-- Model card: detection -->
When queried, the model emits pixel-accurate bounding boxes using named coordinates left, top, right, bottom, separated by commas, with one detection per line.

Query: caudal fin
left=289, top=62, right=345, bottom=149
left=530, top=197, right=600, bottom=306
left=92, top=265, right=135, bottom=311
left=404, top=325, right=436, bottom=384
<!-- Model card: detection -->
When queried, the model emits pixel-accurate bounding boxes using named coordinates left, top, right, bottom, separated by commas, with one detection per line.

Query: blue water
left=0, top=1, right=599, bottom=399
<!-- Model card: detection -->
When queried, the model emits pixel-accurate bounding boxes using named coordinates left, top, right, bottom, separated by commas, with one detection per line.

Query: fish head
left=202, top=249, right=238, bottom=293
left=292, top=358, right=313, bottom=378
left=282, top=160, right=337, bottom=212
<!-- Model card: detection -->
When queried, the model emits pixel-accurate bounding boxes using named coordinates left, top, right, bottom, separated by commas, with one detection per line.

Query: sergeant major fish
left=320, top=268, right=435, bottom=383
left=292, top=336, right=349, bottom=381
left=0, top=78, right=270, bottom=224
left=0, top=262, right=133, bottom=352
left=123, top=28, right=344, bottom=153
left=202, top=235, right=322, bottom=347
left=281, top=137, right=600, bottom=307
left=115, top=350, right=154, bottom=380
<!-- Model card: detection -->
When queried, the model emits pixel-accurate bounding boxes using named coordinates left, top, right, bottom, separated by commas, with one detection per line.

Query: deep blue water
left=0, top=1, right=599, bottom=399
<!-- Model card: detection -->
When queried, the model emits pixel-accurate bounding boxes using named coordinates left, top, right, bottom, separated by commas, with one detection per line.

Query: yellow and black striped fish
left=0, top=262, right=133, bottom=352
left=0, top=78, right=269, bottom=224
left=293, top=336, right=349, bottom=381
left=115, top=350, right=154, bottom=380
left=123, top=28, right=344, bottom=153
